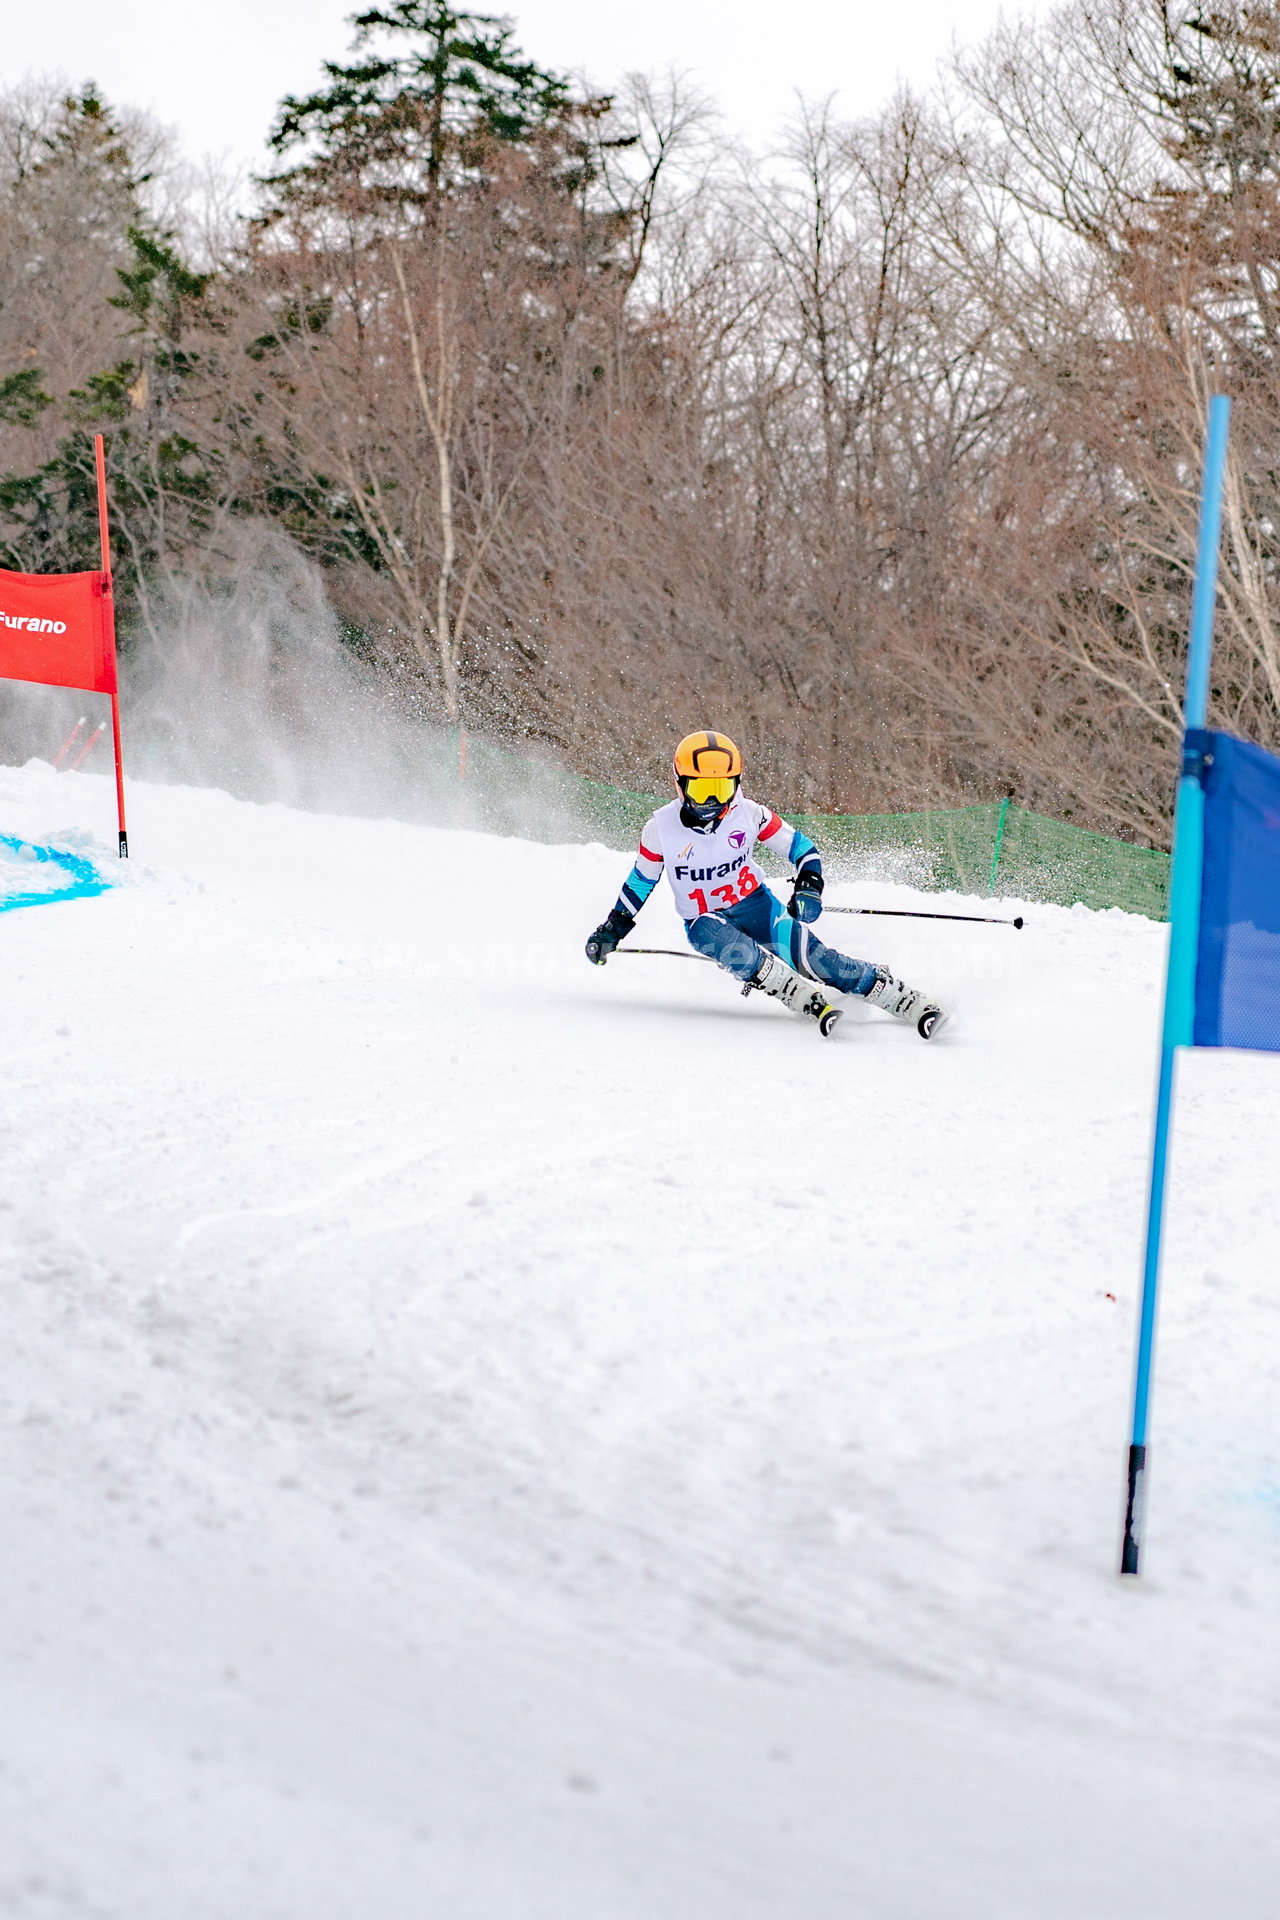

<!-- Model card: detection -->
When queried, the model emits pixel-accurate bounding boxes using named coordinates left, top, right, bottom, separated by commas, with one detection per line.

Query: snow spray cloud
left=0, top=525, right=586, bottom=840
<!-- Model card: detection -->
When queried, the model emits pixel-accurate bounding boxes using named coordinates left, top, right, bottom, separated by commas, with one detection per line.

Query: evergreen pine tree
left=264, top=2, right=570, bottom=211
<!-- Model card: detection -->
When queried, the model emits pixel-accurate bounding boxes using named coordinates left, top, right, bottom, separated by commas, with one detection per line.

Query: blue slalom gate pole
left=1121, top=394, right=1231, bottom=1576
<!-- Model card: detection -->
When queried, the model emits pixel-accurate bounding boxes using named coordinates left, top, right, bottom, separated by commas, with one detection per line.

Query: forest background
left=4, top=0, right=1280, bottom=844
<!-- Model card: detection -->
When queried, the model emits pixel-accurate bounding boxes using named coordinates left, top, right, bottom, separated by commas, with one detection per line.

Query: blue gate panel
left=1194, top=728, right=1280, bottom=1052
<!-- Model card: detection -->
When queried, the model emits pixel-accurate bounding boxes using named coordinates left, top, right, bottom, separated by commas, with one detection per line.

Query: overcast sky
left=4, top=0, right=1036, bottom=171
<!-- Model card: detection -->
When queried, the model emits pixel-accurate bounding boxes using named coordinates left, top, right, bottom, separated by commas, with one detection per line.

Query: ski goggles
left=681, top=775, right=739, bottom=805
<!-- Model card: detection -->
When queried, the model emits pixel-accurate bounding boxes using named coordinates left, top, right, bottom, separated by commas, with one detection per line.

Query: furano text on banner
left=0, top=568, right=118, bottom=695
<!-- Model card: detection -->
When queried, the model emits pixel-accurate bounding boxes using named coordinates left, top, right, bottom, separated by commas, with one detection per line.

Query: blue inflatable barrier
left=0, top=832, right=113, bottom=914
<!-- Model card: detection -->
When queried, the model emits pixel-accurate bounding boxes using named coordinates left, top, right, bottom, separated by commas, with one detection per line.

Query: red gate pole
left=54, top=716, right=88, bottom=768
left=94, top=434, right=128, bottom=857
left=69, top=720, right=107, bottom=770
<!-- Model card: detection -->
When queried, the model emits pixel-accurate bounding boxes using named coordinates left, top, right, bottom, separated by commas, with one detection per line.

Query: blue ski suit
left=686, top=883, right=878, bottom=996
left=610, top=791, right=880, bottom=998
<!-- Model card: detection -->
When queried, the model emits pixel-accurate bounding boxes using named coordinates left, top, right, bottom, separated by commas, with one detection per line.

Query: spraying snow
left=1, top=758, right=1277, bottom=1918
left=0, top=531, right=585, bottom=840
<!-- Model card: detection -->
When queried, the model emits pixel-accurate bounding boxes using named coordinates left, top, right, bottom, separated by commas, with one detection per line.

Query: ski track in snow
left=1, top=758, right=1278, bottom=1919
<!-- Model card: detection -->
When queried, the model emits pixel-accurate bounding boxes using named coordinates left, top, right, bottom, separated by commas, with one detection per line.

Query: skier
left=585, top=731, right=947, bottom=1039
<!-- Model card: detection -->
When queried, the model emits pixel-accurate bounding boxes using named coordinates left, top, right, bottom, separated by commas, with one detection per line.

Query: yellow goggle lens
left=683, top=775, right=738, bottom=804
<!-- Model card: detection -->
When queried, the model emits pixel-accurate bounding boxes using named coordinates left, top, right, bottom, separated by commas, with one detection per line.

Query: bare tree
left=11, top=3, right=1280, bottom=839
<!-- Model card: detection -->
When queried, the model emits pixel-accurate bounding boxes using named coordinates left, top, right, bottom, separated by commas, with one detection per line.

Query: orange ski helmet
left=673, top=730, right=742, bottom=823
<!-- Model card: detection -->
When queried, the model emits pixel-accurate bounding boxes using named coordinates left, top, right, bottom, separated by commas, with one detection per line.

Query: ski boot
left=865, top=967, right=948, bottom=1039
left=748, top=953, right=842, bottom=1037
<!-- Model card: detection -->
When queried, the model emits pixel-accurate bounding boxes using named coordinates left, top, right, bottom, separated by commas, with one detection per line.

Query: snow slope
left=1, top=757, right=1278, bottom=1919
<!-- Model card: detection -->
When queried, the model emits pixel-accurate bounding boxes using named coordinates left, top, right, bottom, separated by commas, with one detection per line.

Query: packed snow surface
left=1, top=758, right=1278, bottom=1919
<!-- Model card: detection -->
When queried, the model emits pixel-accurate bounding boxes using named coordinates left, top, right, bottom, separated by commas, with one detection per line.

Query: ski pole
left=825, top=906, right=1024, bottom=930
left=612, top=947, right=715, bottom=962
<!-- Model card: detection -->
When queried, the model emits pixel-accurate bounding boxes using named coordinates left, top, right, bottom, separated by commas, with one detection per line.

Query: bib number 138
left=689, top=867, right=759, bottom=915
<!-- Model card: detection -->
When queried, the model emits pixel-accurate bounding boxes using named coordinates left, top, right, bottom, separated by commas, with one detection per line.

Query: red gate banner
left=0, top=435, right=128, bottom=855
left=0, top=567, right=118, bottom=694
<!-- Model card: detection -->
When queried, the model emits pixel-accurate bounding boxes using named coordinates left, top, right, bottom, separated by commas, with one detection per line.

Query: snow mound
left=1, top=759, right=1277, bottom=1918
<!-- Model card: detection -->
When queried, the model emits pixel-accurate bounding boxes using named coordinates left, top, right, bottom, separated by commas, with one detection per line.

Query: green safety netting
left=429, top=732, right=1170, bottom=919
left=565, top=778, right=1170, bottom=920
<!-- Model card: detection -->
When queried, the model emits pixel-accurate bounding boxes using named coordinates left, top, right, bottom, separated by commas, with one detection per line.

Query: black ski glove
left=788, top=868, right=824, bottom=923
left=585, top=907, right=635, bottom=965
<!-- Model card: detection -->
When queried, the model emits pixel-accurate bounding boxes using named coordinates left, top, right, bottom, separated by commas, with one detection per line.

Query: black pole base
left=118, top=830, right=129, bottom=859
left=1121, top=1443, right=1147, bottom=1576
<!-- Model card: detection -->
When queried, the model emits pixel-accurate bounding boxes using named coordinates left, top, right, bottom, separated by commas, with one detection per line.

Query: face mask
left=681, top=797, right=725, bottom=830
